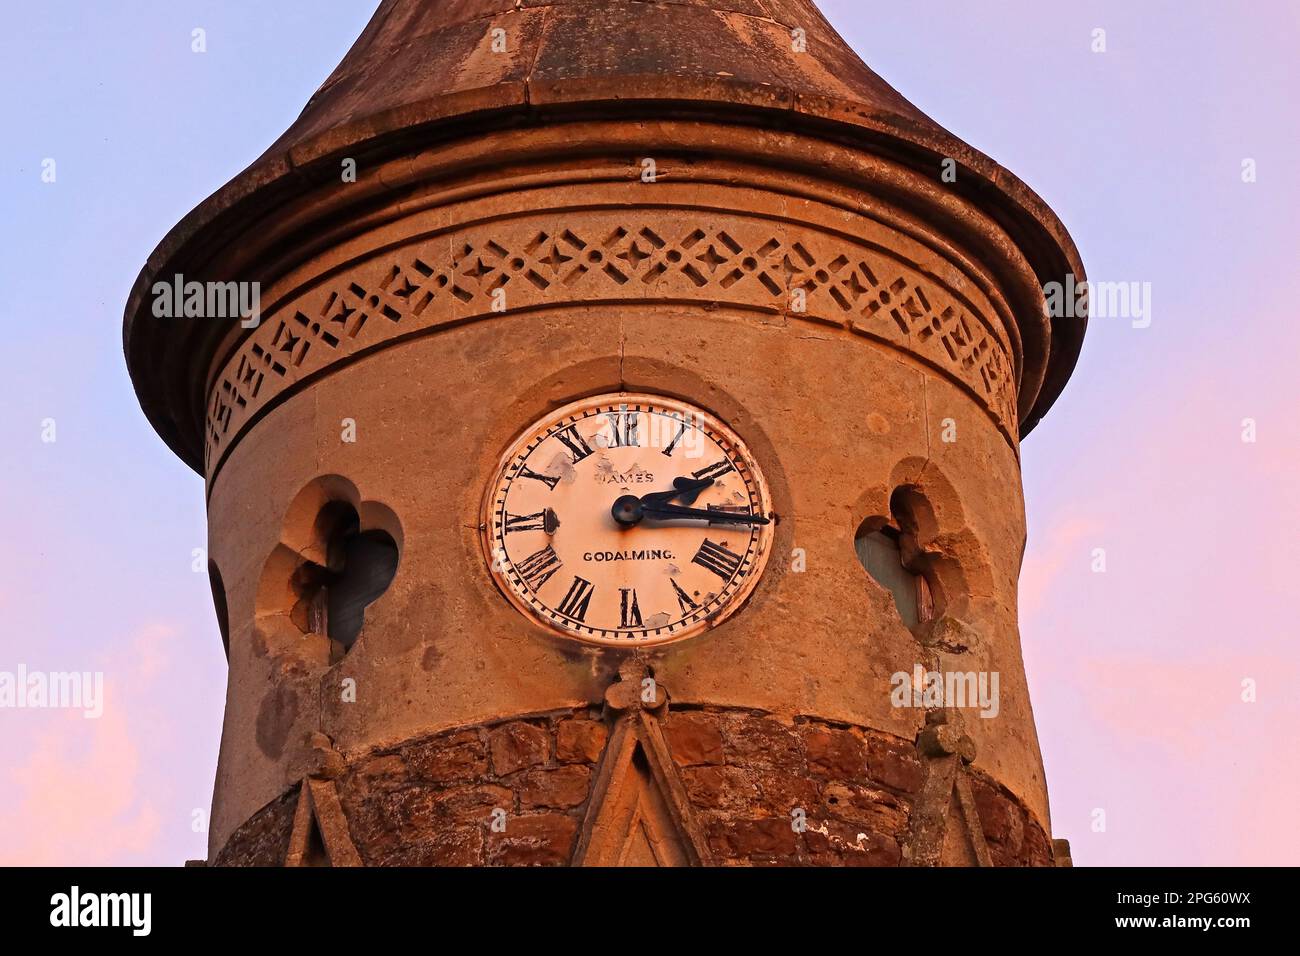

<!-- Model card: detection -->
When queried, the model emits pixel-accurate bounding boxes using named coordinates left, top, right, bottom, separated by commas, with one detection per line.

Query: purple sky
left=1, top=1, right=1296, bottom=866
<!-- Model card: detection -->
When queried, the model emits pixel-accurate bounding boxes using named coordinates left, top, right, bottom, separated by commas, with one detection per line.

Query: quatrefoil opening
left=256, top=476, right=402, bottom=665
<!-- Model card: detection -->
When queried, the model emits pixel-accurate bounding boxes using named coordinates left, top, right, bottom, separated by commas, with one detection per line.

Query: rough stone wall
left=213, top=706, right=1051, bottom=867
left=339, top=708, right=606, bottom=866
left=213, top=786, right=299, bottom=867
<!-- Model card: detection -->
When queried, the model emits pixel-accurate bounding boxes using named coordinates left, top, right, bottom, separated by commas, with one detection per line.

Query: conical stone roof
left=125, top=0, right=1085, bottom=472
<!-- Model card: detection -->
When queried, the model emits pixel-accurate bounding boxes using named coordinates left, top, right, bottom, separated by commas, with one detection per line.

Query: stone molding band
left=205, top=205, right=1020, bottom=481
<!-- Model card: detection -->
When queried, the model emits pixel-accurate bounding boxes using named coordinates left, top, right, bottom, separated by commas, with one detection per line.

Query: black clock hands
left=613, top=476, right=710, bottom=525
left=643, top=502, right=770, bottom=525
left=639, top=476, right=714, bottom=507
left=611, top=477, right=770, bottom=527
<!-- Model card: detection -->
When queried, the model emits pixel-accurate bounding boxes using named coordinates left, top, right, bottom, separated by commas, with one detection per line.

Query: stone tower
left=125, top=0, right=1085, bottom=867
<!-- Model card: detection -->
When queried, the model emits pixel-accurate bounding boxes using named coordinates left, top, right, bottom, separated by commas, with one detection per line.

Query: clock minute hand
left=641, top=503, right=770, bottom=526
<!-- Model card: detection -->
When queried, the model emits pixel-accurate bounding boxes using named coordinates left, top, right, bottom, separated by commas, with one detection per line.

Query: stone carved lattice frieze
left=205, top=213, right=1016, bottom=474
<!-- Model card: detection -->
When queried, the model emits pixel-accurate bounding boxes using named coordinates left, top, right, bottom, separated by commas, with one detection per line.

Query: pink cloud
left=1019, top=516, right=1102, bottom=625
left=0, top=707, right=162, bottom=865
left=0, top=624, right=181, bottom=866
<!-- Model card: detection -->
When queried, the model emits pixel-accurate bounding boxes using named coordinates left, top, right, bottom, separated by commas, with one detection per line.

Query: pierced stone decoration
left=203, top=212, right=1017, bottom=475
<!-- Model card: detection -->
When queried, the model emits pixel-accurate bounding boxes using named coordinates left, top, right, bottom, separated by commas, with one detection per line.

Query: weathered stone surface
left=865, top=733, right=926, bottom=795
left=213, top=787, right=298, bottom=866
left=375, top=786, right=443, bottom=832
left=708, top=817, right=799, bottom=860
left=801, top=725, right=868, bottom=779
left=919, top=615, right=982, bottom=654
left=342, top=788, right=438, bottom=864
left=377, top=827, right=484, bottom=867
left=518, top=766, right=592, bottom=810
left=1053, top=838, right=1074, bottom=868
left=217, top=709, right=1059, bottom=868
left=436, top=784, right=514, bottom=822
left=349, top=754, right=408, bottom=795
left=751, top=766, right=821, bottom=812
left=486, top=813, right=578, bottom=866
left=1021, top=813, right=1055, bottom=867
left=403, top=730, right=487, bottom=784
left=970, top=776, right=1024, bottom=852
left=488, top=722, right=550, bottom=776
left=289, top=731, right=346, bottom=781
left=822, top=782, right=910, bottom=837
left=664, top=714, right=725, bottom=767
left=809, top=826, right=902, bottom=868
left=556, top=719, right=608, bottom=764
left=720, top=715, right=802, bottom=769
left=682, top=765, right=759, bottom=812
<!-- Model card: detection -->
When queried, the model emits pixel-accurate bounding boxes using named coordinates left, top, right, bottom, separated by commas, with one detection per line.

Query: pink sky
left=1, top=0, right=1297, bottom=865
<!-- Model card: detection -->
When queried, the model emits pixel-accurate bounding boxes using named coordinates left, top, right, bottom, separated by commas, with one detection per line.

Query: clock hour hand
left=639, top=476, right=714, bottom=507
left=641, top=503, right=770, bottom=526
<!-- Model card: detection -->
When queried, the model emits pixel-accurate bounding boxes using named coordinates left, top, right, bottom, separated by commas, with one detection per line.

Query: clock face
left=483, top=393, right=774, bottom=646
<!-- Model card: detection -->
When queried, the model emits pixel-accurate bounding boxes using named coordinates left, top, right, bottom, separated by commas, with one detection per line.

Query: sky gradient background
left=1, top=0, right=1297, bottom=865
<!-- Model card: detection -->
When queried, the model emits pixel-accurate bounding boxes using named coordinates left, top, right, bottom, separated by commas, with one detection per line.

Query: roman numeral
left=556, top=577, right=595, bottom=622
left=504, top=511, right=546, bottom=533
left=619, top=588, right=643, bottom=628
left=662, top=420, right=687, bottom=457
left=607, top=410, right=639, bottom=448
left=692, top=539, right=744, bottom=580
left=519, top=466, right=560, bottom=490
left=554, top=424, right=595, bottom=463
left=670, top=578, right=699, bottom=615
left=517, top=545, right=561, bottom=591
left=692, top=459, right=735, bottom=482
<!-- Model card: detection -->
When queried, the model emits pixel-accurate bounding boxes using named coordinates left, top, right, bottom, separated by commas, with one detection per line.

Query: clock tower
left=125, top=0, right=1085, bottom=866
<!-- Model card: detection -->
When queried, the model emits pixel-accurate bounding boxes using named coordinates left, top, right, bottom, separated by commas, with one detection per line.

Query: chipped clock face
left=483, top=394, right=775, bottom=646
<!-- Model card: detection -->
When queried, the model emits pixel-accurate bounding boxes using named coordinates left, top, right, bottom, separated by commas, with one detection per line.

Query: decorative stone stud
left=917, top=708, right=977, bottom=763
left=603, top=658, right=668, bottom=715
